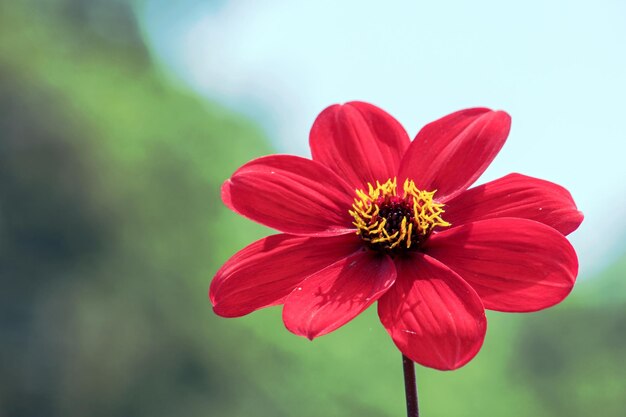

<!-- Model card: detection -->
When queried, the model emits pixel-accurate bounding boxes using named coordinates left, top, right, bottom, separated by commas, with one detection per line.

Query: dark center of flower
left=349, top=178, right=450, bottom=253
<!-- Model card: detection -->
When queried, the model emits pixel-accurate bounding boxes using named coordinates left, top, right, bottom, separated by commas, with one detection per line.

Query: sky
left=140, top=0, right=626, bottom=276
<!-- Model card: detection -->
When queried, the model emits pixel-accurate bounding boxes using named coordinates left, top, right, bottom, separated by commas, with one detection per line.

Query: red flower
left=210, top=102, right=582, bottom=370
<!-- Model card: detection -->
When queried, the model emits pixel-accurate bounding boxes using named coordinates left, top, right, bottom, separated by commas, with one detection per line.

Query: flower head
left=210, top=102, right=582, bottom=370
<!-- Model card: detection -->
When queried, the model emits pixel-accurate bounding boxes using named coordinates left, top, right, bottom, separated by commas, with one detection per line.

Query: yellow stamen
left=350, top=177, right=450, bottom=251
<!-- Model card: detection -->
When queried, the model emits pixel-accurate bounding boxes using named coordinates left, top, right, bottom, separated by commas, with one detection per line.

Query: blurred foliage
left=0, top=1, right=624, bottom=416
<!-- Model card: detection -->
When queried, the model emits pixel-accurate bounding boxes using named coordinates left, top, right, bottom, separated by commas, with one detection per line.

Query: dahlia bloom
left=210, top=102, right=582, bottom=370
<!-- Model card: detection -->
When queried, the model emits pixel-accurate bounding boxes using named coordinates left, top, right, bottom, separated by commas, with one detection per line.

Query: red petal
left=444, top=173, right=583, bottom=235
left=398, top=108, right=511, bottom=201
left=210, top=233, right=363, bottom=317
left=282, top=250, right=396, bottom=339
left=223, top=155, right=355, bottom=236
left=309, top=101, right=410, bottom=190
left=378, top=254, right=486, bottom=370
left=425, top=218, right=578, bottom=312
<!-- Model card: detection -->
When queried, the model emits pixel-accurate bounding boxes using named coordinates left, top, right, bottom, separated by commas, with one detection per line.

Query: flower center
left=349, top=178, right=450, bottom=252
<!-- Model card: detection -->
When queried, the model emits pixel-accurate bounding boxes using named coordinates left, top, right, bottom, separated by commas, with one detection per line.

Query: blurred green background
left=1, top=1, right=624, bottom=416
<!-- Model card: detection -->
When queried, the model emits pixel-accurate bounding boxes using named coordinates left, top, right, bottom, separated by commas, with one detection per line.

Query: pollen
left=349, top=178, right=450, bottom=252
